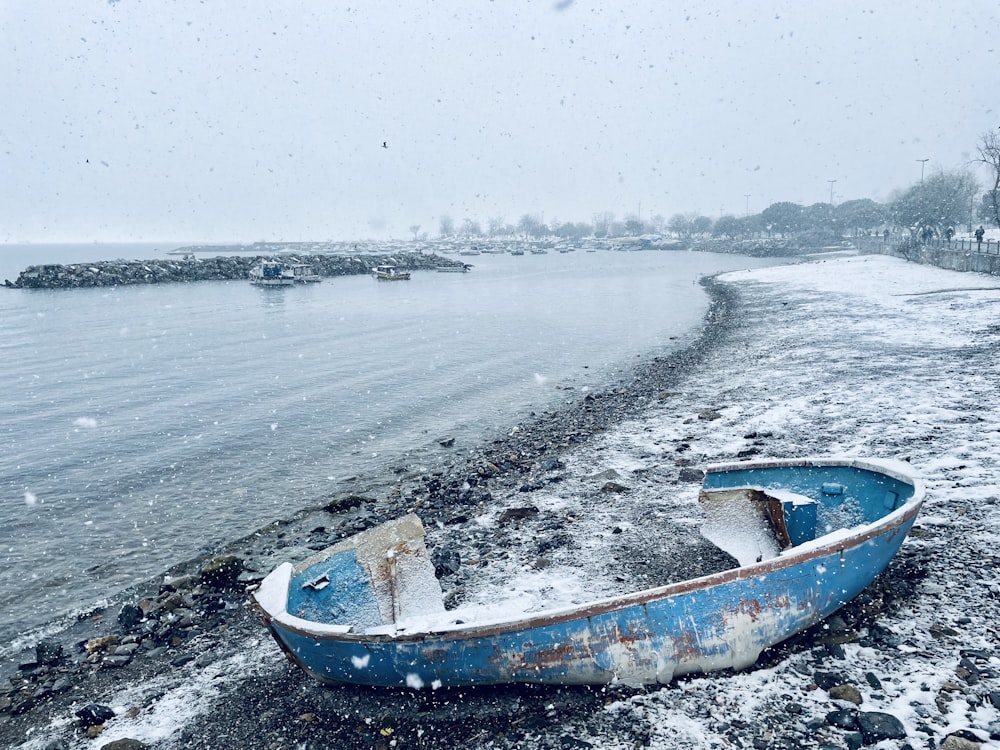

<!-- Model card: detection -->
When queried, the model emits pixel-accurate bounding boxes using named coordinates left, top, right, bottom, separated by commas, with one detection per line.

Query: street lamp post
left=916, top=158, right=929, bottom=181
left=744, top=194, right=750, bottom=218
left=827, top=179, right=837, bottom=205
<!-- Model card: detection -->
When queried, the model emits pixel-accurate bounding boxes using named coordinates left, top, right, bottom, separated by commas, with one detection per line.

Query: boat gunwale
left=255, top=456, right=924, bottom=644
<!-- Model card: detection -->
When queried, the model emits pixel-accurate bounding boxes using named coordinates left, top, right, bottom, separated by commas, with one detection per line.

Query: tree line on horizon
left=421, top=130, right=1000, bottom=244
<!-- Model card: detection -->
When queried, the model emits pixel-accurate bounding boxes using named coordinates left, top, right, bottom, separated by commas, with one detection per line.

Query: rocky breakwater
left=4, top=252, right=464, bottom=289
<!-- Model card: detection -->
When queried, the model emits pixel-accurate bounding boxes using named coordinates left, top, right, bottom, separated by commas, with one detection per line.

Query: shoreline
left=5, top=254, right=1000, bottom=749
left=0, top=272, right=745, bottom=743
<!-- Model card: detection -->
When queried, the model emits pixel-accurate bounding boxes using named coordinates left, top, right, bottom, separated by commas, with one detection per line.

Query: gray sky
left=1, top=1, right=997, bottom=243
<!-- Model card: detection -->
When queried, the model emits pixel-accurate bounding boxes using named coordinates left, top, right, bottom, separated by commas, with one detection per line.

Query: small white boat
left=289, top=264, right=321, bottom=283
left=249, top=261, right=295, bottom=286
left=250, top=261, right=320, bottom=286
left=373, top=265, right=410, bottom=281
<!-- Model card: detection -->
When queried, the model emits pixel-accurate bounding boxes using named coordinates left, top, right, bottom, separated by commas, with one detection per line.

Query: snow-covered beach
left=5, top=252, right=1000, bottom=749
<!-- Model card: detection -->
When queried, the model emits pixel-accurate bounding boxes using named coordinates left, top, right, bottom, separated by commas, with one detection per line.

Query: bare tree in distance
left=439, top=215, right=455, bottom=237
left=976, top=129, right=1000, bottom=228
left=460, top=218, right=483, bottom=237
left=488, top=216, right=505, bottom=237
left=592, top=211, right=614, bottom=239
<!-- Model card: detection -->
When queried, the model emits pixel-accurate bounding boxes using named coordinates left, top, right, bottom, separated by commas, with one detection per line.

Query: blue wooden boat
left=252, top=457, right=923, bottom=688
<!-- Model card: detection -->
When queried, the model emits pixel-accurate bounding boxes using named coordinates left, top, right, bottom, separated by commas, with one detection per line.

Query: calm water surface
left=0, top=245, right=776, bottom=651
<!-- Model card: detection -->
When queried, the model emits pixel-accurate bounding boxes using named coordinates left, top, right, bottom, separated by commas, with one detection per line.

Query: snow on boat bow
left=252, top=456, right=924, bottom=688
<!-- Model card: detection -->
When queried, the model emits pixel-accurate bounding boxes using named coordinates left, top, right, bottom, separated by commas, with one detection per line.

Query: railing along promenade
left=854, top=234, right=1000, bottom=276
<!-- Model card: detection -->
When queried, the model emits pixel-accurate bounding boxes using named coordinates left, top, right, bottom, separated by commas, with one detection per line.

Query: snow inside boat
left=252, top=456, right=923, bottom=688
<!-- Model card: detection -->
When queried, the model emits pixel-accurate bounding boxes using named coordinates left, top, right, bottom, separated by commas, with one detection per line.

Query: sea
left=0, top=242, right=777, bottom=655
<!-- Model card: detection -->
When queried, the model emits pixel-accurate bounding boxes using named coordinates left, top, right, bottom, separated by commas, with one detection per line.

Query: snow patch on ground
left=427, top=254, right=1000, bottom=746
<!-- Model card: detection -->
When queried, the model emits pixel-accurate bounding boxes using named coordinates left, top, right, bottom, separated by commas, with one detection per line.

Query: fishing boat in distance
left=253, top=456, right=923, bottom=688
left=288, top=263, right=321, bottom=283
left=372, top=265, right=410, bottom=281
left=249, top=260, right=295, bottom=286
left=249, top=261, right=320, bottom=285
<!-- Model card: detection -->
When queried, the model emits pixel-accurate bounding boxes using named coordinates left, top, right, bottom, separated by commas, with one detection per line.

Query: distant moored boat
left=372, top=265, right=411, bottom=281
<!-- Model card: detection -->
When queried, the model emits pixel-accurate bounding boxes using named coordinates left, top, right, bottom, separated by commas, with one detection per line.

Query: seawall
left=860, top=238, right=1000, bottom=276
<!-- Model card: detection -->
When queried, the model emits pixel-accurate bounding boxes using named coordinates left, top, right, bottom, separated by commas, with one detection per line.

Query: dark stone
left=99, top=739, right=148, bottom=750
left=199, top=596, right=226, bottom=614
left=9, top=693, right=40, bottom=715
left=989, top=690, right=1000, bottom=710
left=825, top=642, right=846, bottom=659
left=476, top=462, right=500, bottom=479
left=159, top=575, right=195, bottom=593
left=826, top=708, right=858, bottom=729
left=929, top=622, right=960, bottom=638
left=600, top=481, right=629, bottom=494
left=437, top=436, right=455, bottom=447
left=540, top=458, right=565, bottom=472
left=102, top=655, right=132, bottom=668
left=958, top=656, right=981, bottom=682
left=678, top=467, right=704, bottom=482
left=959, top=648, right=992, bottom=661
left=432, top=548, right=461, bottom=578
left=198, top=555, right=244, bottom=589
left=35, top=639, right=63, bottom=665
left=323, top=494, right=374, bottom=512
left=118, top=604, right=143, bottom=631
left=865, top=671, right=883, bottom=690
left=856, top=711, right=907, bottom=743
left=75, top=703, right=116, bottom=728
left=536, top=532, right=571, bottom=554
left=813, top=670, right=847, bottom=690
left=499, top=506, right=539, bottom=523
left=49, top=677, right=74, bottom=695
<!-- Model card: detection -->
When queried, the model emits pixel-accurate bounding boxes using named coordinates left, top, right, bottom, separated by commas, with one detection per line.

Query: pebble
left=75, top=703, right=115, bottom=728
left=828, top=684, right=863, bottom=705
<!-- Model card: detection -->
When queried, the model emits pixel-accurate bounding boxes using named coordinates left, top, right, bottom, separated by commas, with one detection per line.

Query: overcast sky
left=1, top=1, right=997, bottom=243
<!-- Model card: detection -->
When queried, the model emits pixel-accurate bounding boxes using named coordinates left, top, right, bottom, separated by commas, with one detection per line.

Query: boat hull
left=254, top=457, right=923, bottom=688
